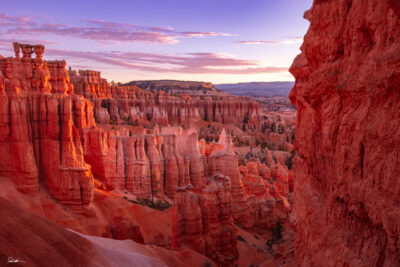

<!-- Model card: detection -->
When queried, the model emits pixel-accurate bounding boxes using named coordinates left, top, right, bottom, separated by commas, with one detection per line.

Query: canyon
left=0, top=42, right=295, bottom=266
left=0, top=0, right=399, bottom=265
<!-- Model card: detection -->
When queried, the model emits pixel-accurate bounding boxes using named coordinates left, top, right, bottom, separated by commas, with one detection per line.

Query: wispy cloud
left=235, top=37, right=303, bottom=45
left=0, top=37, right=57, bottom=46
left=0, top=13, right=232, bottom=44
left=0, top=13, right=288, bottom=75
left=45, top=49, right=287, bottom=75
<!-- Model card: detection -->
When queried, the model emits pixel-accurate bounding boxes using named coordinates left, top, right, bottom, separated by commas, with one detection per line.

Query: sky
left=0, top=0, right=312, bottom=84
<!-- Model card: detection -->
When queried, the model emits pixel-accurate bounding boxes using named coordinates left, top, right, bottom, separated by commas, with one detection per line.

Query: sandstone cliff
left=0, top=43, right=95, bottom=213
left=290, top=0, right=400, bottom=266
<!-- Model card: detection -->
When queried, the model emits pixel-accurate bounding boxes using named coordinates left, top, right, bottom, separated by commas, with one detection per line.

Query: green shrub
left=270, top=122, right=276, bottom=133
left=285, top=156, right=293, bottom=170
left=278, top=125, right=285, bottom=134
left=239, top=159, right=247, bottom=166
left=243, top=113, right=250, bottom=124
left=266, top=239, right=273, bottom=249
left=272, top=220, right=283, bottom=240
left=285, top=149, right=297, bottom=170
left=278, top=144, right=286, bottom=151
left=237, top=235, right=246, bottom=243
left=266, top=220, right=283, bottom=248
left=124, top=197, right=172, bottom=211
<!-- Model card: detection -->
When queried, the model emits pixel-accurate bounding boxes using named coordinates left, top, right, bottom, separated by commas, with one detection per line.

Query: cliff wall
left=290, top=0, right=400, bottom=265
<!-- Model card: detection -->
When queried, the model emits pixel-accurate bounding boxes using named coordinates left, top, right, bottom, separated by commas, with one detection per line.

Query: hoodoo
left=0, top=42, right=294, bottom=266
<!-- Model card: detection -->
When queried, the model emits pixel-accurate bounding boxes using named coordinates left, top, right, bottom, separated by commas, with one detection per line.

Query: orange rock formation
left=290, top=0, right=400, bottom=266
left=0, top=42, right=294, bottom=266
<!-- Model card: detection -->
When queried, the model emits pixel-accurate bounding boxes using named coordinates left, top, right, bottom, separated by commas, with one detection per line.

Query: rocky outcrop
left=0, top=43, right=95, bottom=213
left=290, top=0, right=400, bottom=266
left=171, top=185, right=205, bottom=253
left=69, top=70, right=261, bottom=128
left=0, top=42, right=295, bottom=265
left=172, top=177, right=238, bottom=267
left=240, top=160, right=291, bottom=231
left=110, top=216, right=145, bottom=244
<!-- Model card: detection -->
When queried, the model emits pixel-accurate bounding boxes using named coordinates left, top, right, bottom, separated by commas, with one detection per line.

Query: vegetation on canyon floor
left=123, top=196, right=172, bottom=211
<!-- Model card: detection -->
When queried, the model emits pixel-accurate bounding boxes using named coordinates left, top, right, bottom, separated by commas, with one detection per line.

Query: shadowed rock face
left=0, top=196, right=95, bottom=267
left=290, top=0, right=400, bottom=266
left=0, top=196, right=217, bottom=267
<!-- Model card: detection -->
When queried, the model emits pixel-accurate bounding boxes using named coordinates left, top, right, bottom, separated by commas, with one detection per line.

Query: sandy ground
left=0, top=176, right=295, bottom=266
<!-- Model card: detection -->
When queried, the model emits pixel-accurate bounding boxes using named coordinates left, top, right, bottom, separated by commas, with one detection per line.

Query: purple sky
left=0, top=0, right=312, bottom=83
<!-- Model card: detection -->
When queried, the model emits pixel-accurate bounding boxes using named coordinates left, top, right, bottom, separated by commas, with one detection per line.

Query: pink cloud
left=0, top=37, right=57, bottom=46
left=235, top=37, right=303, bottom=45
left=45, top=48, right=288, bottom=75
left=180, top=32, right=233, bottom=37
left=0, top=14, right=34, bottom=27
left=0, top=13, right=232, bottom=44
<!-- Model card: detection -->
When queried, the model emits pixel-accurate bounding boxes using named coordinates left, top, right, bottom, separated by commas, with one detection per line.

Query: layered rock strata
left=290, top=0, right=400, bottom=266
left=69, top=70, right=261, bottom=128
left=172, top=177, right=238, bottom=267
left=0, top=43, right=94, bottom=213
left=0, top=42, right=294, bottom=265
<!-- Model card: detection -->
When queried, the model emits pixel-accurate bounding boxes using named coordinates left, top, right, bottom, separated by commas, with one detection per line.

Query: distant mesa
left=124, top=80, right=230, bottom=96
left=215, top=81, right=294, bottom=97
left=124, top=80, right=294, bottom=98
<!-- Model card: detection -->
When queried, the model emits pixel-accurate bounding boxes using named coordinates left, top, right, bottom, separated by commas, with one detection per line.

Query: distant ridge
left=215, top=81, right=294, bottom=96
left=123, top=80, right=229, bottom=96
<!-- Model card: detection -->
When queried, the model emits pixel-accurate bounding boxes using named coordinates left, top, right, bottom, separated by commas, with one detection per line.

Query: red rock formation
left=69, top=69, right=261, bottom=129
left=39, top=95, right=94, bottom=212
left=171, top=185, right=205, bottom=253
left=0, top=43, right=94, bottom=213
left=204, top=130, right=291, bottom=232
left=110, top=216, right=145, bottom=244
left=162, top=134, right=186, bottom=199
left=271, top=163, right=289, bottom=198
left=0, top=42, right=294, bottom=265
left=70, top=69, right=110, bottom=98
left=239, top=160, right=291, bottom=231
left=199, top=174, right=238, bottom=266
left=172, top=177, right=238, bottom=266
left=0, top=196, right=213, bottom=267
left=290, top=0, right=400, bottom=266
